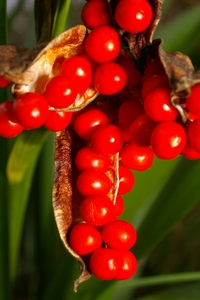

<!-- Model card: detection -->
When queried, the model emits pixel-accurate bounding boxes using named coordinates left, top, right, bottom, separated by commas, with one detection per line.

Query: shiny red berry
left=81, top=0, right=111, bottom=29
left=114, top=0, right=152, bottom=34
left=91, top=124, right=124, bottom=155
left=75, top=146, right=110, bottom=172
left=118, top=166, right=135, bottom=195
left=60, top=56, right=92, bottom=93
left=43, top=75, right=77, bottom=108
left=73, top=107, right=110, bottom=140
left=0, top=101, right=24, bottom=138
left=102, top=219, right=137, bottom=250
left=93, top=62, right=127, bottom=95
left=120, top=143, right=154, bottom=171
left=77, top=169, right=112, bottom=196
left=44, top=110, right=72, bottom=131
left=69, top=223, right=102, bottom=256
left=80, top=195, right=115, bottom=226
left=90, top=248, right=119, bottom=280
left=115, top=250, right=137, bottom=280
left=0, top=76, right=10, bottom=87
left=85, top=25, right=121, bottom=63
left=151, top=121, right=187, bottom=159
left=185, top=84, right=200, bottom=117
left=13, top=92, right=49, bottom=129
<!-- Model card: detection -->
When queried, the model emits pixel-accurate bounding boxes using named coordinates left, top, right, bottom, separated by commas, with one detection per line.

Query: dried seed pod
left=53, top=125, right=120, bottom=291
left=0, top=25, right=98, bottom=110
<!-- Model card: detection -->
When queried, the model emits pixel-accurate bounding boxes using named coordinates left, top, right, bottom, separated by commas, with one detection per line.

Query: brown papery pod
left=0, top=25, right=98, bottom=108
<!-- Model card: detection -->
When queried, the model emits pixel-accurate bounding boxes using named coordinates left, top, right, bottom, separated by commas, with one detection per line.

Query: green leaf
left=134, top=157, right=200, bottom=260
left=52, top=0, right=71, bottom=38
left=7, top=128, right=50, bottom=280
left=155, top=3, right=200, bottom=53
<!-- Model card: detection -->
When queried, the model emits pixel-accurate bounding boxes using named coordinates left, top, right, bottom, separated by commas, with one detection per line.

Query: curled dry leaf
left=0, top=25, right=98, bottom=110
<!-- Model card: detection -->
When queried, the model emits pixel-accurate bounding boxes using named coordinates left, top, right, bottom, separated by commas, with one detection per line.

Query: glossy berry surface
left=60, top=56, right=92, bottom=93
left=77, top=169, right=112, bottom=196
left=120, top=143, right=154, bottom=171
left=187, top=119, right=200, bottom=153
left=73, top=107, right=110, bottom=140
left=75, top=146, right=110, bottom=172
left=114, top=0, right=152, bottom=34
left=90, top=248, right=119, bottom=280
left=113, top=195, right=124, bottom=219
left=118, top=99, right=144, bottom=132
left=142, top=74, right=170, bottom=99
left=129, top=113, right=157, bottom=147
left=69, top=223, right=102, bottom=256
left=93, top=62, right=127, bottom=95
left=0, top=101, right=24, bottom=138
left=80, top=195, right=115, bottom=226
left=43, top=75, right=77, bottom=108
left=102, top=219, right=137, bottom=250
left=185, top=84, right=200, bottom=117
left=118, top=166, right=135, bottom=195
left=13, top=92, right=49, bottom=129
left=85, top=25, right=121, bottom=63
left=0, top=76, right=10, bottom=87
left=115, top=250, right=137, bottom=280
left=81, top=0, right=111, bottom=29
left=144, top=88, right=178, bottom=122
left=44, top=110, right=72, bottom=131
left=91, top=124, right=124, bottom=155
left=151, top=121, right=187, bottom=159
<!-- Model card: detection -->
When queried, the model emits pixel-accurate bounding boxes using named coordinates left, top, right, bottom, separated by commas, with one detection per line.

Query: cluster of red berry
left=1, top=0, right=200, bottom=283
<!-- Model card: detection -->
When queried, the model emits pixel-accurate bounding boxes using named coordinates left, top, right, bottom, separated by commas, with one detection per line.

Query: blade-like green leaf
left=134, top=157, right=200, bottom=260
left=7, top=128, right=50, bottom=280
left=52, top=0, right=71, bottom=38
left=155, top=3, right=200, bottom=52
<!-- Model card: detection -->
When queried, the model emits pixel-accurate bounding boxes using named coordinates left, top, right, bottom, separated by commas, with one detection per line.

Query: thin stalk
left=52, top=0, right=71, bottom=38
left=0, top=0, right=11, bottom=299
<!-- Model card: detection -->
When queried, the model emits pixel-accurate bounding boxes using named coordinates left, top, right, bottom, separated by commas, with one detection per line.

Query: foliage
left=1, top=0, right=200, bottom=299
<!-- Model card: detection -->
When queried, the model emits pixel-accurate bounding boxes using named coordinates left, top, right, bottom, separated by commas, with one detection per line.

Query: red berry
left=73, top=107, right=110, bottom=140
left=0, top=101, right=24, bottom=138
left=90, top=248, right=119, bottom=280
left=187, top=118, right=200, bottom=153
left=77, top=169, right=112, bottom=196
left=118, top=99, right=144, bottom=132
left=69, top=223, right=102, bottom=256
left=75, top=146, right=110, bottom=172
left=114, top=0, right=152, bottom=34
left=80, top=195, right=115, bottom=226
left=185, top=84, right=200, bottom=117
left=120, top=143, right=154, bottom=171
left=151, top=121, right=187, bottom=159
left=13, top=92, right=49, bottom=129
left=113, top=195, right=124, bottom=219
left=142, top=74, right=170, bottom=99
left=115, top=51, right=142, bottom=87
left=182, top=141, right=200, bottom=160
left=60, top=56, right=92, bottom=93
left=43, top=75, right=78, bottom=108
left=118, top=166, right=135, bottom=195
left=102, top=219, right=137, bottom=250
left=93, top=62, right=127, bottom=95
left=81, top=0, right=111, bottom=29
left=142, top=57, right=165, bottom=83
left=91, top=124, right=124, bottom=155
left=115, top=250, right=137, bottom=280
left=85, top=25, right=121, bottom=63
left=144, top=88, right=178, bottom=122
left=44, top=110, right=72, bottom=131
left=129, top=113, right=157, bottom=147
left=0, top=76, right=10, bottom=87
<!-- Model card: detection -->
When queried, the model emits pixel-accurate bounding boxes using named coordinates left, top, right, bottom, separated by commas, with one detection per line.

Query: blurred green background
left=1, top=0, right=200, bottom=299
